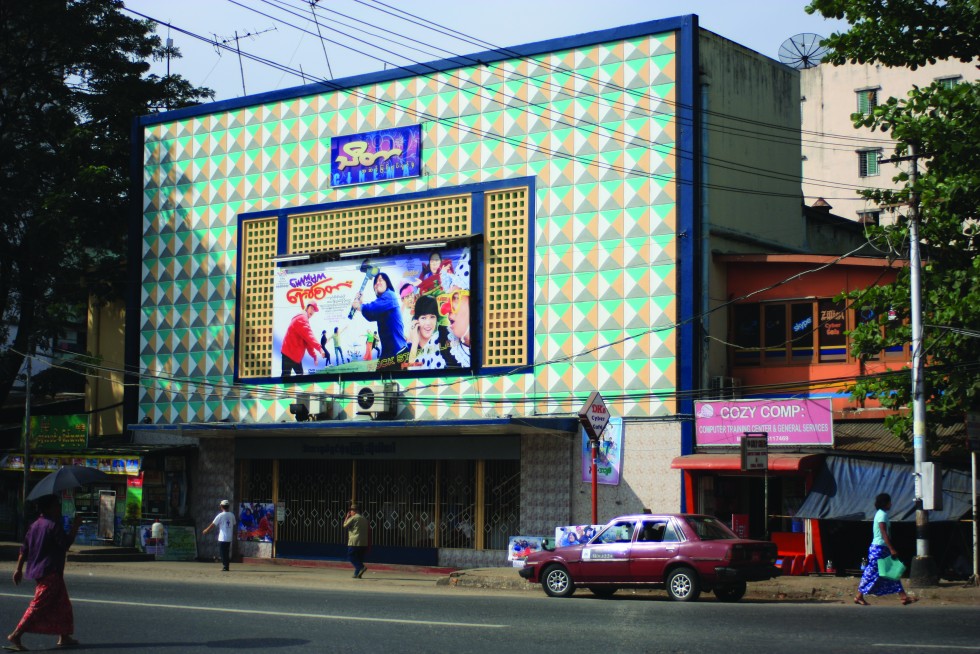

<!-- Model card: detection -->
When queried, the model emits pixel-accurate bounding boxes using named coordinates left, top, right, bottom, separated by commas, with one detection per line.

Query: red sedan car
left=519, top=514, right=779, bottom=601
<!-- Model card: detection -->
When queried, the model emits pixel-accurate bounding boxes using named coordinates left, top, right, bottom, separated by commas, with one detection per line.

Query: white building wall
left=801, top=60, right=979, bottom=223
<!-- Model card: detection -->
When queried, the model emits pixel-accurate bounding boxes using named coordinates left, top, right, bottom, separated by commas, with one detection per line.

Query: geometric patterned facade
left=138, top=28, right=681, bottom=425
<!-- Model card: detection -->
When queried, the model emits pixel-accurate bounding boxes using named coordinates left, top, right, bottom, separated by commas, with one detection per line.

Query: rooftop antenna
left=308, top=0, right=334, bottom=79
left=218, top=26, right=278, bottom=95
left=778, top=33, right=828, bottom=70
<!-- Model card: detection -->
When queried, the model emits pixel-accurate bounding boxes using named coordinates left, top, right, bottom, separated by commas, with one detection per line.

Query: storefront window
left=732, top=303, right=761, bottom=366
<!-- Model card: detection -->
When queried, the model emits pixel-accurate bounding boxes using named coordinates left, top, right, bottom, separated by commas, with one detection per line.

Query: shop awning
left=796, top=455, right=976, bottom=522
left=670, top=452, right=824, bottom=472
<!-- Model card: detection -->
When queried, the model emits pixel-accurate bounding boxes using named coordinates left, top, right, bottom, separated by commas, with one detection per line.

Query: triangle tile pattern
left=140, top=31, right=680, bottom=422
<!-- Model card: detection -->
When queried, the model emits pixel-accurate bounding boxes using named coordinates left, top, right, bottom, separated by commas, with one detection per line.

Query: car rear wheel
left=713, top=581, right=747, bottom=602
left=666, top=567, right=701, bottom=602
left=588, top=587, right=617, bottom=598
left=542, top=565, right=575, bottom=598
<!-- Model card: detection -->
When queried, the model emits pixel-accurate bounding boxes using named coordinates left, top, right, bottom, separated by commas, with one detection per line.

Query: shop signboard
left=27, top=414, right=89, bottom=451
left=578, top=391, right=610, bottom=441
left=966, top=412, right=980, bottom=452
left=270, top=244, right=474, bottom=378
left=330, top=124, right=421, bottom=187
left=695, top=399, right=833, bottom=447
left=155, top=525, right=198, bottom=561
left=741, top=433, right=768, bottom=471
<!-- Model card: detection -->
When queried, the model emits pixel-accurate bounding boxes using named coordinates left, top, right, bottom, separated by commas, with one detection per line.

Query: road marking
left=874, top=645, right=980, bottom=651
left=0, top=592, right=505, bottom=629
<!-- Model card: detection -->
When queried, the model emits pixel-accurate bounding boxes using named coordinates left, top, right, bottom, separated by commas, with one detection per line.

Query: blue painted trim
left=237, top=176, right=535, bottom=222
left=234, top=177, right=535, bottom=384
left=125, top=117, right=145, bottom=430
left=129, top=416, right=581, bottom=434
left=676, top=16, right=699, bottom=511
left=526, top=181, right=537, bottom=374
left=138, top=16, right=693, bottom=127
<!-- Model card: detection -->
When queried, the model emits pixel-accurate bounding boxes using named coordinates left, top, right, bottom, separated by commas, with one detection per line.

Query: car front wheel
left=666, top=567, right=701, bottom=602
left=713, top=581, right=747, bottom=602
left=542, top=564, right=575, bottom=598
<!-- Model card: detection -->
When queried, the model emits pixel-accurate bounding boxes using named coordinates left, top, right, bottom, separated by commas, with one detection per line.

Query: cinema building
left=131, top=15, right=815, bottom=566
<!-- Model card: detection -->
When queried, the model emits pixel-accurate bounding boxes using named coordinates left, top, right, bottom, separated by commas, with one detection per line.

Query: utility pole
left=901, top=143, right=939, bottom=585
left=21, top=337, right=33, bottom=539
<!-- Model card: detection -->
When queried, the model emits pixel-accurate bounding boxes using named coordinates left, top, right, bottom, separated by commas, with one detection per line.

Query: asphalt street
left=1, top=566, right=978, bottom=653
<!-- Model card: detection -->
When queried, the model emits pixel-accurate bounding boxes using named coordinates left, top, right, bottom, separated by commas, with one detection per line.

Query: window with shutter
left=856, top=89, right=878, bottom=115
left=858, top=150, right=880, bottom=177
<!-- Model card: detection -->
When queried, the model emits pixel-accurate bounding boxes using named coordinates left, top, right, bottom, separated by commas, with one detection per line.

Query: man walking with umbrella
left=7, top=494, right=82, bottom=651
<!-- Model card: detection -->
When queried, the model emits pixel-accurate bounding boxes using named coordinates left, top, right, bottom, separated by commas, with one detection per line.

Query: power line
left=134, top=7, right=885, bottom=199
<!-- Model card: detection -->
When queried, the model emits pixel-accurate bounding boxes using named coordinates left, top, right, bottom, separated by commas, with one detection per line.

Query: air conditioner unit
left=355, top=382, right=400, bottom=420
left=709, top=376, right=742, bottom=400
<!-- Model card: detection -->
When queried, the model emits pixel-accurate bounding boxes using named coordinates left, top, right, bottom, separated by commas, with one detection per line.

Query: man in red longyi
left=8, top=494, right=82, bottom=651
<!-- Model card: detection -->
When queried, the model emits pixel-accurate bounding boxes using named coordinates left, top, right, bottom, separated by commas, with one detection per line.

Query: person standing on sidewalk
left=854, top=492, right=918, bottom=606
left=7, top=494, right=82, bottom=651
left=202, top=499, right=235, bottom=572
left=343, top=502, right=369, bottom=578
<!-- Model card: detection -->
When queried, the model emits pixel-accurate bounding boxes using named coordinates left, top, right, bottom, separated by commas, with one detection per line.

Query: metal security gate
left=355, top=460, right=436, bottom=548
left=277, top=459, right=351, bottom=549
left=268, top=456, right=520, bottom=561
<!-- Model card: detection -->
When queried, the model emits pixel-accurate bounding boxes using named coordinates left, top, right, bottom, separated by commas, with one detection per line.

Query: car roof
left=605, top=513, right=724, bottom=522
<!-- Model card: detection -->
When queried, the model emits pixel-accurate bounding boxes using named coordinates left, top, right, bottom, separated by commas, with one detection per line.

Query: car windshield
left=684, top=516, right=737, bottom=541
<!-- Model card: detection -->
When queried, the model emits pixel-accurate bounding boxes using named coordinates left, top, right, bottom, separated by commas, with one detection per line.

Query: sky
left=121, top=0, right=849, bottom=102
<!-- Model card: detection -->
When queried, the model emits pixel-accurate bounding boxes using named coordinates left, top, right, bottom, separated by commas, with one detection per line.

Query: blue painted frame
left=675, top=15, right=700, bottom=511
left=136, top=17, right=693, bottom=128
left=233, top=176, right=536, bottom=385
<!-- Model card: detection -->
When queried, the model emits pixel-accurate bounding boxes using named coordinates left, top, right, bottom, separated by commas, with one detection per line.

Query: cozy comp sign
left=694, top=399, right=833, bottom=447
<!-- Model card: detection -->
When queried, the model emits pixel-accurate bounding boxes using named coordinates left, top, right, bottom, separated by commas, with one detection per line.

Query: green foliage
left=807, top=0, right=980, bottom=68
left=808, top=0, right=980, bottom=442
left=0, top=0, right=212, bottom=404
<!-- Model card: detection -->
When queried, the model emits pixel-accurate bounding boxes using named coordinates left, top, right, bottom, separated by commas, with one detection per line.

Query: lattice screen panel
left=238, top=218, right=278, bottom=377
left=287, top=195, right=471, bottom=253
left=484, top=189, right=528, bottom=368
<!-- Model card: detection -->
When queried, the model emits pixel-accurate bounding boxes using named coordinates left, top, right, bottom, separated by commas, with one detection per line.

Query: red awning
left=670, top=453, right=823, bottom=472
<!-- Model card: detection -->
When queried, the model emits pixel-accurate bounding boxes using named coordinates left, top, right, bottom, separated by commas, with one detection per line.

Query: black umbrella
left=26, top=465, right=111, bottom=501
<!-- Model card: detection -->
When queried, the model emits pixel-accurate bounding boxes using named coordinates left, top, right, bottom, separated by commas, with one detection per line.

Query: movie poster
left=272, top=245, right=473, bottom=377
left=580, top=417, right=623, bottom=485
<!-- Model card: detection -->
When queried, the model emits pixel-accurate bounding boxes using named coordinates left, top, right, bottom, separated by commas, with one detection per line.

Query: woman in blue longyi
left=854, top=492, right=918, bottom=606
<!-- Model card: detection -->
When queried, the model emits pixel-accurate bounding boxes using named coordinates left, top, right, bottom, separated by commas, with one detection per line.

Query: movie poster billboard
left=238, top=501, right=275, bottom=542
left=272, top=245, right=473, bottom=377
left=555, top=524, right=603, bottom=547
left=330, top=124, right=421, bottom=187
left=580, top=417, right=623, bottom=485
left=508, top=536, right=552, bottom=567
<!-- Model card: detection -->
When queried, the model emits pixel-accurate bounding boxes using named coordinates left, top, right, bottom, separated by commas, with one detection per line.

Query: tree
left=0, top=0, right=212, bottom=406
left=807, top=0, right=980, bottom=442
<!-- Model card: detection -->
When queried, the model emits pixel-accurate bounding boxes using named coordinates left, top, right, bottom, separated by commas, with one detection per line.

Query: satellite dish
left=778, top=33, right=828, bottom=69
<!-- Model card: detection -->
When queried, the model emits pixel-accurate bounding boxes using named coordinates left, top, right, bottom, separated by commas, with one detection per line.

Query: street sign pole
left=578, top=391, right=610, bottom=526
left=741, top=433, right=769, bottom=539
left=591, top=439, right=599, bottom=525
left=967, top=412, right=980, bottom=586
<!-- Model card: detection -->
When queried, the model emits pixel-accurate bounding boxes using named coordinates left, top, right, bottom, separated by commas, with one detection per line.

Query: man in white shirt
left=202, top=499, right=236, bottom=571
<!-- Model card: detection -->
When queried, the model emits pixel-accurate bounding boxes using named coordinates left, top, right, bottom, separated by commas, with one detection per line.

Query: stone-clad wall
left=192, top=438, right=235, bottom=561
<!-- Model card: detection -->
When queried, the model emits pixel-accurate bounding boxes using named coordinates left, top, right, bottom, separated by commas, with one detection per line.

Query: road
left=2, top=571, right=978, bottom=653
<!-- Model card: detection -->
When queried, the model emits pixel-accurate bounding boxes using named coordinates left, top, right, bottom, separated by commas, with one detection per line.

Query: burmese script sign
left=330, top=124, right=421, bottom=187
left=695, top=399, right=833, bottom=447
